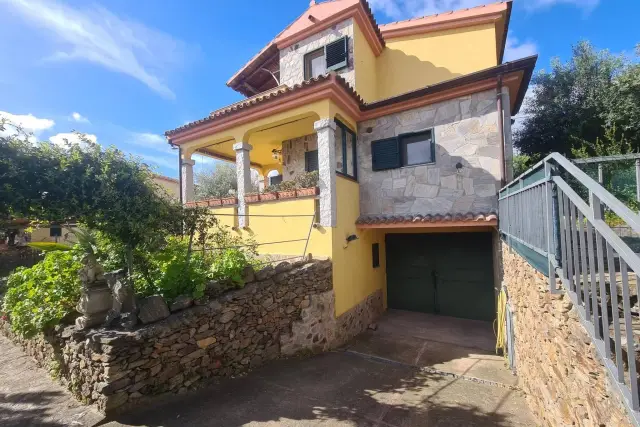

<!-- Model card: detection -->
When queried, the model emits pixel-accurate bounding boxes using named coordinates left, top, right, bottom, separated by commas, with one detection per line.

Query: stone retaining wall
left=502, top=246, right=632, bottom=426
left=1, top=259, right=383, bottom=414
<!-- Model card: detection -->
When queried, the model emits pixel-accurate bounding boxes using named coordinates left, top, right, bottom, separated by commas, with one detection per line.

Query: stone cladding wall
left=280, top=128, right=345, bottom=182
left=357, top=89, right=503, bottom=216
left=503, top=246, right=632, bottom=426
left=1, top=260, right=383, bottom=414
left=282, top=133, right=318, bottom=181
left=279, top=18, right=355, bottom=88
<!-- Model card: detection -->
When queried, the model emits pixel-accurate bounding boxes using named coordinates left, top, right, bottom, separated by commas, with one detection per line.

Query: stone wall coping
left=71, top=259, right=331, bottom=345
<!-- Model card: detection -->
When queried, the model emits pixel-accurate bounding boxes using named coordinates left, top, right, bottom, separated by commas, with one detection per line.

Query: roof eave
left=498, top=1, right=512, bottom=64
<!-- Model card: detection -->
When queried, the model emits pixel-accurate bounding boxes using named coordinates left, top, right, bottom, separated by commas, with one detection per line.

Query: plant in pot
left=295, top=171, right=319, bottom=196
left=260, top=185, right=278, bottom=201
left=276, top=180, right=297, bottom=199
left=244, top=192, right=260, bottom=203
left=221, top=196, right=238, bottom=205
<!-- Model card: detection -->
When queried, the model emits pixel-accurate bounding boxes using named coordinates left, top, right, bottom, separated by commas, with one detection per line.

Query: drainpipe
left=178, top=145, right=183, bottom=206
left=496, top=75, right=507, bottom=186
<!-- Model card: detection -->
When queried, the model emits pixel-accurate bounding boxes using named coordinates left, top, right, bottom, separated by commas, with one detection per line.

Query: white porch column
left=234, top=142, right=253, bottom=228
left=181, top=157, right=195, bottom=203
left=314, top=118, right=337, bottom=227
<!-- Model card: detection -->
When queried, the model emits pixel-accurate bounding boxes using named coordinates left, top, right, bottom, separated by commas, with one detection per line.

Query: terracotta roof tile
left=379, top=1, right=509, bottom=34
left=166, top=73, right=364, bottom=137
left=228, top=0, right=384, bottom=94
left=166, top=56, right=536, bottom=140
left=356, top=211, right=498, bottom=226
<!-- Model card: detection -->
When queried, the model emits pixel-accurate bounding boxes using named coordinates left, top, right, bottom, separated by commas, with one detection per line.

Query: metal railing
left=499, top=153, right=640, bottom=426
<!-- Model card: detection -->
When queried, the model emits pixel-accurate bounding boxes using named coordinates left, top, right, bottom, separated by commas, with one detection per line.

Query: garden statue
left=103, top=268, right=137, bottom=329
left=75, top=255, right=112, bottom=330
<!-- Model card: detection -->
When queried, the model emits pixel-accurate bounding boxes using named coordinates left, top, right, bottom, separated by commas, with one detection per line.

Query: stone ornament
left=103, top=269, right=138, bottom=330
left=75, top=256, right=112, bottom=330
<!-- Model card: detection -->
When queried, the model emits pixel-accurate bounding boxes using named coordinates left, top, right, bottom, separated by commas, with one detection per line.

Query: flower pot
left=296, top=187, right=319, bottom=197
left=244, top=194, right=260, bottom=203
left=260, top=192, right=278, bottom=201
left=208, top=199, right=223, bottom=207
left=221, top=197, right=238, bottom=206
left=277, top=190, right=297, bottom=199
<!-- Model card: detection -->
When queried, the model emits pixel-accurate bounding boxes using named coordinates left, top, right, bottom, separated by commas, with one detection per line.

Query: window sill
left=336, top=171, right=358, bottom=183
left=400, top=161, right=436, bottom=170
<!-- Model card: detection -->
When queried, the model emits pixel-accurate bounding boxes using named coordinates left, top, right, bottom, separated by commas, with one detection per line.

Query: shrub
left=210, top=248, right=249, bottom=286
left=136, top=237, right=208, bottom=302
left=2, top=251, right=82, bottom=337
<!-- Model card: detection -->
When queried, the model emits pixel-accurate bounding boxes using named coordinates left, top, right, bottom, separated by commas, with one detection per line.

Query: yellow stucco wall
left=332, top=176, right=387, bottom=316
left=153, top=176, right=180, bottom=201
left=218, top=198, right=333, bottom=259
left=353, top=21, right=378, bottom=103
left=376, top=23, right=498, bottom=100
left=30, top=226, right=77, bottom=244
left=208, top=206, right=238, bottom=230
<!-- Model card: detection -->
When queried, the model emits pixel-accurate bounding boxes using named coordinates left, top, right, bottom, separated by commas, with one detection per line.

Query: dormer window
left=303, top=36, right=349, bottom=80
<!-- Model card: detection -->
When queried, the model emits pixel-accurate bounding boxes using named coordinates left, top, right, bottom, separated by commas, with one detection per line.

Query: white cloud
left=135, top=153, right=178, bottom=170
left=3, top=0, right=190, bottom=99
left=0, top=110, right=55, bottom=136
left=70, top=112, right=89, bottom=123
left=369, top=0, right=598, bottom=20
left=504, top=37, right=538, bottom=62
left=128, top=132, right=174, bottom=155
left=49, top=132, right=97, bottom=147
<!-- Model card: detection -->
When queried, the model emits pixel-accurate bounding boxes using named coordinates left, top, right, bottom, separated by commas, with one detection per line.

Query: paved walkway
left=0, top=334, right=104, bottom=427
left=0, top=311, right=535, bottom=426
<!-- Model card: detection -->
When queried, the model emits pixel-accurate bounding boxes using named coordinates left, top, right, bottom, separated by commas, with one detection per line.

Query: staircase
left=499, top=153, right=640, bottom=426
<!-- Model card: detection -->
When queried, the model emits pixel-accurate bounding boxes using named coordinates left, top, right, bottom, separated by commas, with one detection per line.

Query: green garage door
left=386, top=232, right=495, bottom=322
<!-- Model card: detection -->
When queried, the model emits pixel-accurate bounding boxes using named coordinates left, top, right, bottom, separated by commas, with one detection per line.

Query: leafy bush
left=131, top=237, right=208, bottom=302
left=2, top=251, right=82, bottom=337
left=27, top=242, right=72, bottom=252
left=210, top=248, right=249, bottom=285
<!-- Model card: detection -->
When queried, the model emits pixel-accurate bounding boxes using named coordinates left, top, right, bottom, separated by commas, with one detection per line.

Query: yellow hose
left=494, top=288, right=508, bottom=362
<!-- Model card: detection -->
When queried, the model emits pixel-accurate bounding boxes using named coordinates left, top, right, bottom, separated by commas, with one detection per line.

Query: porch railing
left=499, top=153, right=640, bottom=426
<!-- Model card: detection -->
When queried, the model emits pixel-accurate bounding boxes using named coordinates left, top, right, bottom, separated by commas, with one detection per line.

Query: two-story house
left=166, top=0, right=536, bottom=330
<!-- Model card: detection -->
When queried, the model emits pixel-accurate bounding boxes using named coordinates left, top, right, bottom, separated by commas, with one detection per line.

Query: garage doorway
left=386, top=232, right=495, bottom=322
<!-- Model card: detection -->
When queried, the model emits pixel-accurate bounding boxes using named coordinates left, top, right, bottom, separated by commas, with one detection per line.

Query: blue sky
left=0, top=0, right=638, bottom=178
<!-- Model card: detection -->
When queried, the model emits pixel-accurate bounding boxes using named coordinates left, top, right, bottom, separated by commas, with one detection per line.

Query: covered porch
left=167, top=80, right=360, bottom=230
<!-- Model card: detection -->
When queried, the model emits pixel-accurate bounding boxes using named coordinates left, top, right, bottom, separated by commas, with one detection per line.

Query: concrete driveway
left=1, top=310, right=534, bottom=427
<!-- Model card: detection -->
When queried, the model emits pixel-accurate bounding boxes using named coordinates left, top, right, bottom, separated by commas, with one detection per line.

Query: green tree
left=514, top=41, right=634, bottom=158
left=602, top=43, right=640, bottom=146
left=195, top=163, right=238, bottom=199
left=0, top=125, right=183, bottom=275
left=195, top=163, right=260, bottom=199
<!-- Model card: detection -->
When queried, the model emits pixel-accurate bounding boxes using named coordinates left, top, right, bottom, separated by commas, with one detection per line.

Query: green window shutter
left=305, top=150, right=319, bottom=172
left=371, top=138, right=400, bottom=171
left=325, top=37, right=348, bottom=71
